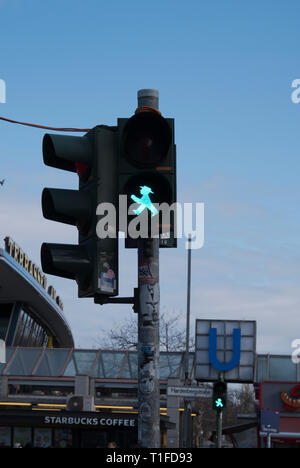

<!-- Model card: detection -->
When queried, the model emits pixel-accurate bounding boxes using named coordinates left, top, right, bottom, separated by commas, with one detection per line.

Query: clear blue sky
left=0, top=0, right=300, bottom=354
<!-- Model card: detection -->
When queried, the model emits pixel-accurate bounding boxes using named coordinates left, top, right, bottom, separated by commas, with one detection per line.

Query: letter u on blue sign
left=209, top=328, right=241, bottom=372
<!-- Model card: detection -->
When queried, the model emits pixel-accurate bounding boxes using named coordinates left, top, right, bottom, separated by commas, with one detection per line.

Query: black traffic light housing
left=212, top=380, right=227, bottom=411
left=41, top=126, right=119, bottom=298
left=118, top=109, right=177, bottom=248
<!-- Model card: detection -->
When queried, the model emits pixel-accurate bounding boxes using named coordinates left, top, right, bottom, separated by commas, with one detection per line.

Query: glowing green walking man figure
left=215, top=398, right=224, bottom=408
left=131, top=186, right=158, bottom=217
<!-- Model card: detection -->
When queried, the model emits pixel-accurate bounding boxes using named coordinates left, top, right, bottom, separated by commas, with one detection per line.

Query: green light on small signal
left=130, top=185, right=158, bottom=217
left=215, top=398, right=224, bottom=408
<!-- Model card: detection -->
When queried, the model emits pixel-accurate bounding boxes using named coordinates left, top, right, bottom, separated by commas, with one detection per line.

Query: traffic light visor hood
left=41, top=243, right=91, bottom=283
left=123, top=112, right=171, bottom=168
left=41, top=188, right=92, bottom=230
left=43, top=133, right=93, bottom=175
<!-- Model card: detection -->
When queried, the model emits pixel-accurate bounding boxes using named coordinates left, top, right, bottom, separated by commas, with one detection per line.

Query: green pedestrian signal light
left=130, top=185, right=158, bottom=217
left=118, top=108, right=177, bottom=248
left=214, top=397, right=224, bottom=408
left=212, top=381, right=227, bottom=411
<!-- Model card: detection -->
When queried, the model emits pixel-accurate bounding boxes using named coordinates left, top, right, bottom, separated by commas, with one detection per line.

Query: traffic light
left=41, top=125, right=119, bottom=298
left=212, top=381, right=227, bottom=411
left=118, top=108, right=176, bottom=247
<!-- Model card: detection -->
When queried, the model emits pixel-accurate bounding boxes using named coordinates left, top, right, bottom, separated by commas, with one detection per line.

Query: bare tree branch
left=94, top=309, right=194, bottom=352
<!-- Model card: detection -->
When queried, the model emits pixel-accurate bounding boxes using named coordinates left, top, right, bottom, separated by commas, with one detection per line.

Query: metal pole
left=183, top=234, right=192, bottom=447
left=216, top=410, right=223, bottom=448
left=185, top=234, right=192, bottom=378
left=216, top=372, right=224, bottom=448
left=137, top=89, right=160, bottom=448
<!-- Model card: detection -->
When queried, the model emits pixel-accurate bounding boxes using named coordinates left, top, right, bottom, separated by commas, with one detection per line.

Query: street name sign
left=167, top=386, right=212, bottom=399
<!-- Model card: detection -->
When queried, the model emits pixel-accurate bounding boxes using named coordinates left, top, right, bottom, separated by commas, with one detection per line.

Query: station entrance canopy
left=0, top=243, right=73, bottom=348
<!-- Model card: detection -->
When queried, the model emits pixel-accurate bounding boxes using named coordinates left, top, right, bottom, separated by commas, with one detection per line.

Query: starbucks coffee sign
left=43, top=415, right=136, bottom=427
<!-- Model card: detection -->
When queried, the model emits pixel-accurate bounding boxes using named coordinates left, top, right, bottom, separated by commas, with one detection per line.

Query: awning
left=0, top=409, right=175, bottom=430
left=0, top=249, right=74, bottom=347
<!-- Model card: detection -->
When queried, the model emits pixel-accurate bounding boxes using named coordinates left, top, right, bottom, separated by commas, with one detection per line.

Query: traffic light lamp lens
left=124, top=172, right=172, bottom=208
left=123, top=112, right=171, bottom=168
left=74, top=162, right=89, bottom=181
left=212, top=381, right=227, bottom=411
left=214, top=398, right=224, bottom=408
left=214, top=382, right=227, bottom=393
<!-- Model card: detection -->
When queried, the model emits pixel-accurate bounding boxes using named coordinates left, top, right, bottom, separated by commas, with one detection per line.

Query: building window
left=13, top=427, right=31, bottom=448
left=0, top=304, right=13, bottom=340
left=53, top=429, right=72, bottom=448
left=13, top=307, right=50, bottom=347
left=34, top=428, right=52, bottom=448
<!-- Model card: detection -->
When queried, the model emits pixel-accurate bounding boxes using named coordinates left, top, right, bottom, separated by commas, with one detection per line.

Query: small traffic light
left=118, top=108, right=177, bottom=248
left=41, top=126, right=119, bottom=298
left=212, top=381, right=227, bottom=411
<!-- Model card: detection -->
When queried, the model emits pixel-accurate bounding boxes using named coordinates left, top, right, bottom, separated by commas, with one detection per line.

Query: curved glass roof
left=1, top=348, right=297, bottom=383
left=1, top=347, right=195, bottom=380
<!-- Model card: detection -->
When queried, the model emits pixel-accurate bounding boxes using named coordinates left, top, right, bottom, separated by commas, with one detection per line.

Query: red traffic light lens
left=74, top=162, right=89, bottom=180
left=124, top=112, right=171, bottom=168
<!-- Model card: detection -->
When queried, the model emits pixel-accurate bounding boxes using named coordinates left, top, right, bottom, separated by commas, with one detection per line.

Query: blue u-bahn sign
left=209, top=327, right=241, bottom=372
left=195, top=319, right=256, bottom=383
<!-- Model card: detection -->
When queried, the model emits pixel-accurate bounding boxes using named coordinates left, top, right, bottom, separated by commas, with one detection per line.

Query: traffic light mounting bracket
left=94, top=288, right=139, bottom=313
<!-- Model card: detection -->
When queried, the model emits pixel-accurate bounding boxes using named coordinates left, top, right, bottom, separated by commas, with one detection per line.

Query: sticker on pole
left=98, top=256, right=116, bottom=293
left=138, top=263, right=155, bottom=284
